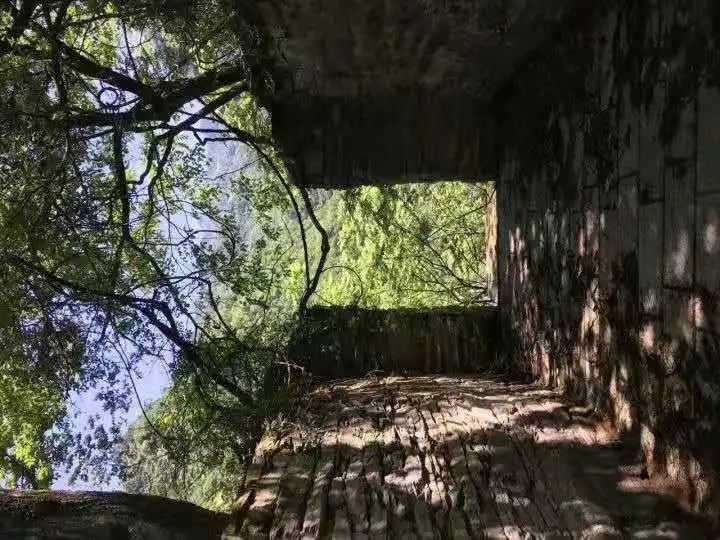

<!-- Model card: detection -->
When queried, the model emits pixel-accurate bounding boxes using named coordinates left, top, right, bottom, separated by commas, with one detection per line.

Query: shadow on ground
left=228, top=375, right=719, bottom=539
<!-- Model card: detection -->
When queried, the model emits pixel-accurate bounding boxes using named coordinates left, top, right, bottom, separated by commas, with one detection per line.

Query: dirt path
left=226, top=375, right=717, bottom=539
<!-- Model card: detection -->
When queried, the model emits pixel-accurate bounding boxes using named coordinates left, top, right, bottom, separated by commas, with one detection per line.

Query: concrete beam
left=270, top=93, right=499, bottom=187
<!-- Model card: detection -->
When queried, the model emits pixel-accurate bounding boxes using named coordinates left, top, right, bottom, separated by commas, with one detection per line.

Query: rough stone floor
left=225, top=376, right=716, bottom=539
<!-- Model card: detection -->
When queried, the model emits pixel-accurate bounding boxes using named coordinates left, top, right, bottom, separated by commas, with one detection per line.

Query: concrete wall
left=256, top=0, right=571, bottom=100
left=254, top=0, right=720, bottom=518
left=496, top=0, right=720, bottom=516
left=291, top=306, right=497, bottom=379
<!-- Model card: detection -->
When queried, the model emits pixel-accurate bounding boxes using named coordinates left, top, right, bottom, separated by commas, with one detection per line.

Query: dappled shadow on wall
left=500, top=186, right=720, bottom=517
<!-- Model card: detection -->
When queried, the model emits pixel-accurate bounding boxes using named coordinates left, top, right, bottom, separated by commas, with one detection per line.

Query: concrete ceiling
left=256, top=0, right=575, bottom=101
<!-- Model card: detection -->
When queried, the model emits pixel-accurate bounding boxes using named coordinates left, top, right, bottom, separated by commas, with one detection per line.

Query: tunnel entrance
left=257, top=0, right=720, bottom=518
left=307, top=181, right=496, bottom=310
left=4, top=0, right=719, bottom=534
left=292, top=180, right=498, bottom=378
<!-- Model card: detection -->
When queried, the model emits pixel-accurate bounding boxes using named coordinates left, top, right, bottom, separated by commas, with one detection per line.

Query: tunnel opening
left=291, top=180, right=499, bottom=378
left=306, top=180, right=496, bottom=310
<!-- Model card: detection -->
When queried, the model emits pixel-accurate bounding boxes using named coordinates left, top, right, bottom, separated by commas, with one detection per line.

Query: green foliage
left=222, top=178, right=493, bottom=316
left=0, top=359, right=64, bottom=489
left=312, top=182, right=493, bottom=308
left=0, top=118, right=91, bottom=487
left=120, top=380, right=237, bottom=510
left=1, top=0, right=492, bottom=506
left=0, top=317, right=83, bottom=488
left=120, top=365, right=291, bottom=510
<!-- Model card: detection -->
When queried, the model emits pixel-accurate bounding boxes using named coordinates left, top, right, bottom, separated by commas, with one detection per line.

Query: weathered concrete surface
left=0, top=490, right=229, bottom=539
left=485, top=186, right=499, bottom=304
left=495, top=0, right=720, bottom=519
left=290, top=307, right=497, bottom=379
left=253, top=0, right=575, bottom=187
left=257, top=0, right=572, bottom=99
left=250, top=0, right=720, bottom=522
left=269, top=94, right=498, bottom=187
left=229, top=376, right=717, bottom=538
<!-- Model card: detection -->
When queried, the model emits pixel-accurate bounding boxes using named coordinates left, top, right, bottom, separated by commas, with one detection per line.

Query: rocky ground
left=227, top=375, right=717, bottom=539
left=0, top=489, right=228, bottom=539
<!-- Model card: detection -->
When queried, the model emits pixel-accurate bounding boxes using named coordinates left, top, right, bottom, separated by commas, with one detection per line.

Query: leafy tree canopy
left=0, top=0, right=492, bottom=500
left=0, top=0, right=320, bottom=487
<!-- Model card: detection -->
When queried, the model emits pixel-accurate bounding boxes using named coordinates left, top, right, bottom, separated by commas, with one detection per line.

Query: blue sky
left=52, top=125, right=254, bottom=491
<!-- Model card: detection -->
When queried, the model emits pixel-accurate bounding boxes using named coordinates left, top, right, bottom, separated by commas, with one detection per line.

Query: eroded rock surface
left=229, top=376, right=716, bottom=538
left=0, top=489, right=229, bottom=539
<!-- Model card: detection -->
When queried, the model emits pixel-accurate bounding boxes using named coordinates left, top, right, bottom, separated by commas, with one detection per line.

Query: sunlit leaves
left=0, top=344, right=73, bottom=489
left=308, top=182, right=492, bottom=309
left=2, top=0, right=492, bottom=501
